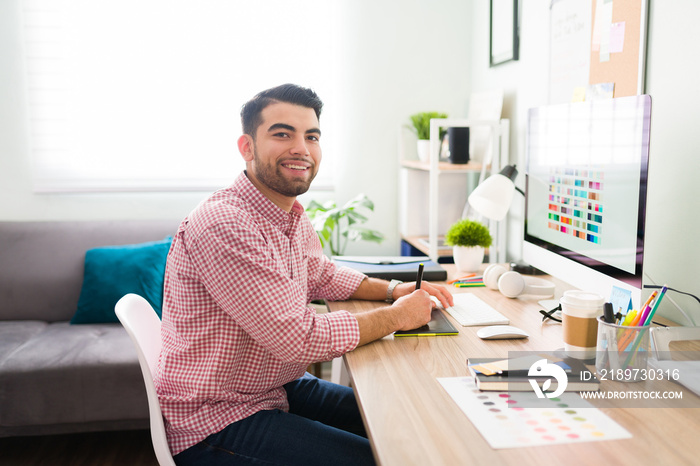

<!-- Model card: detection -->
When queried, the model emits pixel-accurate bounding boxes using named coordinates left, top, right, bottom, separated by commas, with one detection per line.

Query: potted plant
left=306, top=193, right=384, bottom=256
left=444, top=219, right=492, bottom=272
left=407, top=111, right=447, bottom=162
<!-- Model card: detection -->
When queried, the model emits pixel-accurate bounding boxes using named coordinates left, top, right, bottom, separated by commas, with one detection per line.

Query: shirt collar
left=233, top=171, right=304, bottom=225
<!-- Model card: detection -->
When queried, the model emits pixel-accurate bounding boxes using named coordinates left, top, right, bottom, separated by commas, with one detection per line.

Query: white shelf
left=399, top=160, right=484, bottom=173
left=398, top=118, right=510, bottom=263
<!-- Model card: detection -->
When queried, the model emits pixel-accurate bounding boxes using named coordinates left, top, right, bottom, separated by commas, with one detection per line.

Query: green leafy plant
left=306, top=194, right=384, bottom=256
left=407, top=111, right=448, bottom=140
left=444, top=219, right=493, bottom=248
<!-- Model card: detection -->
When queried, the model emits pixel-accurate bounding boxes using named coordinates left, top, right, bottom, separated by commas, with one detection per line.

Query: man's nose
left=290, top=135, right=310, bottom=156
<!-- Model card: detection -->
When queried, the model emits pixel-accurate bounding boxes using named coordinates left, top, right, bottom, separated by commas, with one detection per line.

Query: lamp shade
left=467, top=165, right=518, bottom=221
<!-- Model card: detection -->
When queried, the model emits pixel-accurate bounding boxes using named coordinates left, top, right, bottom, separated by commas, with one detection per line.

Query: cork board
left=589, top=0, right=648, bottom=97
left=549, top=0, right=648, bottom=103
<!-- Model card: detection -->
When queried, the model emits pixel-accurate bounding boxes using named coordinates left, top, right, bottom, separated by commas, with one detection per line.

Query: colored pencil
left=622, top=285, right=668, bottom=369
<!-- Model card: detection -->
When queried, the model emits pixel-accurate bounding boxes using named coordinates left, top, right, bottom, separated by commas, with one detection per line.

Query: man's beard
left=251, top=148, right=317, bottom=197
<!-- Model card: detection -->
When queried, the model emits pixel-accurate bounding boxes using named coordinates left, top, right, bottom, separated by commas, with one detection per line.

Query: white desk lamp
left=467, top=164, right=542, bottom=274
left=467, top=164, right=523, bottom=221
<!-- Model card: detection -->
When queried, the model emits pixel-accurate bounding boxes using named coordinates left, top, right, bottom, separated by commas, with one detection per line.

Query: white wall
left=330, top=0, right=472, bottom=255
left=0, top=0, right=471, bottom=236
left=467, top=0, right=700, bottom=325
left=2, top=0, right=698, bottom=323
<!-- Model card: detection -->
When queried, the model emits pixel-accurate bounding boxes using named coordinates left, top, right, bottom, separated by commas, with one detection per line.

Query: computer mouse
left=476, top=325, right=529, bottom=340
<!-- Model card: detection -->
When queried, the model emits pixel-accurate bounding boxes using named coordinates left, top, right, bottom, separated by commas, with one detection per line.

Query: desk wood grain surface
left=327, top=266, right=700, bottom=466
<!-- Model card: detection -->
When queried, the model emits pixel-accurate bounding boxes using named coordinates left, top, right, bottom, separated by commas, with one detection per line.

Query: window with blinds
left=21, top=0, right=338, bottom=192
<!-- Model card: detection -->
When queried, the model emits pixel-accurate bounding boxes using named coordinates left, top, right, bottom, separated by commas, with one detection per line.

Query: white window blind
left=21, top=0, right=338, bottom=192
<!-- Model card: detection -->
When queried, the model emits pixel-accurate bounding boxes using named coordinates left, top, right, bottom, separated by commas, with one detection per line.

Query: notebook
left=394, top=309, right=458, bottom=337
left=332, top=256, right=447, bottom=281
left=466, top=355, right=599, bottom=392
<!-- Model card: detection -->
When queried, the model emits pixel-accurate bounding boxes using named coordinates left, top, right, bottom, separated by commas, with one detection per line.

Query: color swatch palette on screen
left=547, top=167, right=604, bottom=244
left=438, top=377, right=631, bottom=449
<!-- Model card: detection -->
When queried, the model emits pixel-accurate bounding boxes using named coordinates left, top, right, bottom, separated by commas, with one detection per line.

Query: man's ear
left=238, top=134, right=255, bottom=162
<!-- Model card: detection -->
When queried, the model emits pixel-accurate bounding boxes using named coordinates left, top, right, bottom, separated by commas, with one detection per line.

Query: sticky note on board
left=609, top=21, right=626, bottom=53
left=571, top=87, right=586, bottom=102
left=609, top=286, right=633, bottom=316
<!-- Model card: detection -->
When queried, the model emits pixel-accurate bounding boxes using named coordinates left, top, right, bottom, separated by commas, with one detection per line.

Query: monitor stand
left=510, top=261, right=546, bottom=275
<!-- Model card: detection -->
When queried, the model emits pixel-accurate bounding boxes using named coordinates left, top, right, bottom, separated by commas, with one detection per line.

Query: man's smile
left=280, top=159, right=312, bottom=172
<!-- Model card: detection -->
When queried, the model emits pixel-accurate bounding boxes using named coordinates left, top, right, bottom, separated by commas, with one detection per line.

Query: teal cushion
left=71, top=237, right=172, bottom=324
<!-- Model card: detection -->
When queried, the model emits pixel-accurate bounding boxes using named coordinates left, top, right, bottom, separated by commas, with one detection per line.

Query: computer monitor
left=523, top=95, right=651, bottom=308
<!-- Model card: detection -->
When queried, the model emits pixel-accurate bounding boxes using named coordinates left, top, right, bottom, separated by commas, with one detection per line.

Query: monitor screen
left=523, top=95, right=651, bottom=307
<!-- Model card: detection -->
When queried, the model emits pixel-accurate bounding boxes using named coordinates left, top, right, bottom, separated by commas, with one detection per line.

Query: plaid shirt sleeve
left=304, top=222, right=367, bottom=303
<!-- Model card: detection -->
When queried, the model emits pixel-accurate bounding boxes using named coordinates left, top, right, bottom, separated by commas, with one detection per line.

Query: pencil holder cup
left=595, top=316, right=651, bottom=382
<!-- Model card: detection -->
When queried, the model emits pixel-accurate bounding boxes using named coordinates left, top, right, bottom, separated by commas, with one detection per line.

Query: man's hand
left=353, top=280, right=455, bottom=346
left=354, top=289, right=435, bottom=345
left=350, top=276, right=455, bottom=346
left=390, top=290, right=434, bottom=331
left=393, top=281, right=454, bottom=310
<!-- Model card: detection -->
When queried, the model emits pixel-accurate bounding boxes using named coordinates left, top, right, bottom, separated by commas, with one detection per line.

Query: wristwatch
left=386, top=279, right=403, bottom=303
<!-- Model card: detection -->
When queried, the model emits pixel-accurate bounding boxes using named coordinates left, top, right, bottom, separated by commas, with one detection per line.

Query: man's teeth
left=284, top=164, right=307, bottom=170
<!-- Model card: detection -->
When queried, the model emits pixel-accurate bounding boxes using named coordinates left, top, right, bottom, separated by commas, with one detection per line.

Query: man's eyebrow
left=267, top=123, right=321, bottom=137
left=268, top=123, right=296, bottom=133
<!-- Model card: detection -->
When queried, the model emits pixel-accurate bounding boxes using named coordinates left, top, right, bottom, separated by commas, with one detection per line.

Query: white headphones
left=483, top=264, right=555, bottom=298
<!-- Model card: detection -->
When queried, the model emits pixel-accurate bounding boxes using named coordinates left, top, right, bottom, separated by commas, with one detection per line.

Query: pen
left=635, top=290, right=657, bottom=325
left=637, top=303, right=652, bottom=327
left=640, top=290, right=658, bottom=314
left=454, top=277, right=483, bottom=283
left=615, top=307, right=623, bottom=324
left=622, top=285, right=669, bottom=369
left=415, top=263, right=424, bottom=290
left=447, top=273, right=476, bottom=284
left=642, top=285, right=667, bottom=326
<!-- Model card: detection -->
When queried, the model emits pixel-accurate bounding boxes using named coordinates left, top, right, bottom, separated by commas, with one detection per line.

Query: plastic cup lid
left=560, top=290, right=605, bottom=309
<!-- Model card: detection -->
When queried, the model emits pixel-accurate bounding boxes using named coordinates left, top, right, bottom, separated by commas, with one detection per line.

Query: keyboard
left=444, top=293, right=509, bottom=327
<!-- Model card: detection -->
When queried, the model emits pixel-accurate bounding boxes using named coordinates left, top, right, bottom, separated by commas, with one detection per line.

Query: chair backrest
left=651, top=326, right=700, bottom=360
left=115, top=294, right=176, bottom=466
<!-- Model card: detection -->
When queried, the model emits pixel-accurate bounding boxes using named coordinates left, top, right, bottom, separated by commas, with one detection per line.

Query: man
left=157, top=84, right=453, bottom=465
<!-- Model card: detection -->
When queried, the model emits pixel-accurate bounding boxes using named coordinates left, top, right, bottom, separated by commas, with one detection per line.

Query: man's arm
left=350, top=276, right=454, bottom=309
left=352, top=291, right=431, bottom=346
left=349, top=277, right=455, bottom=347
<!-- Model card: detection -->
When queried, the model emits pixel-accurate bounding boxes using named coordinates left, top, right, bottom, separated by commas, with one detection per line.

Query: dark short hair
left=240, top=84, right=323, bottom=138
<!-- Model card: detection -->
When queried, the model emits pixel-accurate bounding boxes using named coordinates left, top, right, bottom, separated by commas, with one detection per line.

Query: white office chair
left=115, top=294, right=176, bottom=466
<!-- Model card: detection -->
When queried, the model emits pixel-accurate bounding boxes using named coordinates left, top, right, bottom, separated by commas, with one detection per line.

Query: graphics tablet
left=394, top=308, right=458, bottom=337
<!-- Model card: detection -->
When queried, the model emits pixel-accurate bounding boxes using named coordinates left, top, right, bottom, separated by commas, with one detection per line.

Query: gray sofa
left=0, top=219, right=180, bottom=437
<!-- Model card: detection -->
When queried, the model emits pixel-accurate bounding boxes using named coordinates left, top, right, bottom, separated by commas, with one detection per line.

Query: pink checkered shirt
left=156, top=172, right=364, bottom=455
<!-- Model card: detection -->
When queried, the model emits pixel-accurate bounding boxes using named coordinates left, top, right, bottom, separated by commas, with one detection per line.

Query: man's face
left=243, top=102, right=321, bottom=199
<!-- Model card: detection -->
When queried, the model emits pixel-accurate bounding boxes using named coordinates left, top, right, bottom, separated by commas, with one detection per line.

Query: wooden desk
left=327, top=268, right=700, bottom=465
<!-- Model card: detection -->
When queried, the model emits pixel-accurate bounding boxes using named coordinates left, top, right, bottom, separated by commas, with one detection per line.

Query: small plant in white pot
left=407, top=111, right=447, bottom=162
left=445, top=219, right=493, bottom=272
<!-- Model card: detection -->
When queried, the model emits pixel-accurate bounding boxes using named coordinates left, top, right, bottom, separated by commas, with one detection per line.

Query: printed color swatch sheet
left=438, top=377, right=631, bottom=449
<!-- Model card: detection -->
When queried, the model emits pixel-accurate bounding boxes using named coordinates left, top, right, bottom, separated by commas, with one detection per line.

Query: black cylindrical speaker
left=447, top=127, right=470, bottom=164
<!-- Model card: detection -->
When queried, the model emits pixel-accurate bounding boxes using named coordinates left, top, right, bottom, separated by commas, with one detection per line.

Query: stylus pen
left=415, top=263, right=424, bottom=290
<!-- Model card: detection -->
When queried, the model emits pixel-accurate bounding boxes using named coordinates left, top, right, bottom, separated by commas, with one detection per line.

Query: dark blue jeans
left=173, top=373, right=375, bottom=465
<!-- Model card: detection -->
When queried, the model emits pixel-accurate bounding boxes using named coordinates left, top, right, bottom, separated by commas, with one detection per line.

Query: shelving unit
left=398, top=118, right=510, bottom=263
